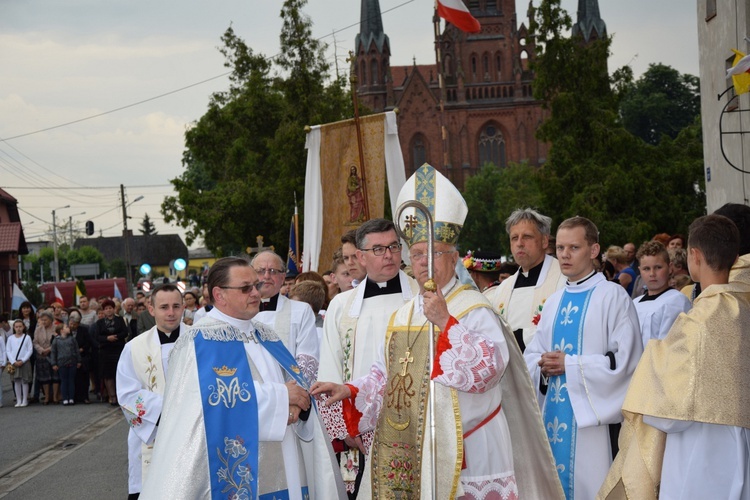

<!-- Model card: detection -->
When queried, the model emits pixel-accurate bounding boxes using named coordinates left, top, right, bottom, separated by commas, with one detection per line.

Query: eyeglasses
left=410, top=250, right=455, bottom=262
left=219, top=282, right=263, bottom=294
left=360, top=243, right=402, bottom=256
left=254, top=268, right=285, bottom=276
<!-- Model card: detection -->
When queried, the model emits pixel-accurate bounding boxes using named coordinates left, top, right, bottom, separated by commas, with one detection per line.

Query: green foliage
left=162, top=2, right=352, bottom=254
left=462, top=163, right=544, bottom=255
left=109, top=259, right=126, bottom=278
left=67, top=246, right=105, bottom=268
left=527, top=0, right=705, bottom=248
left=21, top=280, right=43, bottom=308
left=620, top=63, right=701, bottom=145
left=139, top=213, right=158, bottom=236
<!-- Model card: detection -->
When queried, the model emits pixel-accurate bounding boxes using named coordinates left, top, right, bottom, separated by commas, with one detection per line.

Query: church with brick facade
left=354, top=0, right=606, bottom=190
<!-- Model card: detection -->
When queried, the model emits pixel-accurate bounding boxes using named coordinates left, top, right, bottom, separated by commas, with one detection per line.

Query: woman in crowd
left=182, top=290, right=199, bottom=325
left=95, top=299, right=128, bottom=406
left=33, top=311, right=60, bottom=404
left=605, top=245, right=637, bottom=296
left=6, top=319, right=33, bottom=407
left=16, top=301, right=37, bottom=337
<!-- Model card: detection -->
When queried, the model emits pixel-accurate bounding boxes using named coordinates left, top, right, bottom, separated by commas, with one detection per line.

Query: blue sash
left=196, top=326, right=313, bottom=500
left=195, top=333, right=259, bottom=500
left=543, top=288, right=594, bottom=500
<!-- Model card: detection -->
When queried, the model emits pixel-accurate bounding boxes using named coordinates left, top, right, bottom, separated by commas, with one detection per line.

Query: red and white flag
left=53, top=285, right=64, bottom=307
left=437, top=0, right=481, bottom=33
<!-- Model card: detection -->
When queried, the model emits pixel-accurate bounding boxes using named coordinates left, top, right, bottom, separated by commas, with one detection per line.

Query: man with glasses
left=318, top=218, right=418, bottom=496
left=142, top=257, right=344, bottom=499
left=313, top=165, right=562, bottom=499
left=252, top=250, right=319, bottom=383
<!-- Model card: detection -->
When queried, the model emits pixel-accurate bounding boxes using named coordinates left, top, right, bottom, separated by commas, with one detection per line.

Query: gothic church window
left=412, top=134, right=428, bottom=172
left=478, top=124, right=506, bottom=167
left=371, top=60, right=379, bottom=84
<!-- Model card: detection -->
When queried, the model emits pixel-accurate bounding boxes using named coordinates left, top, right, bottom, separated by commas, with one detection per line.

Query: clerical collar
left=514, top=259, right=545, bottom=289
left=639, top=287, right=673, bottom=302
left=363, top=274, right=403, bottom=298
left=259, top=294, right=280, bottom=312
left=566, top=270, right=597, bottom=286
left=157, top=327, right=181, bottom=344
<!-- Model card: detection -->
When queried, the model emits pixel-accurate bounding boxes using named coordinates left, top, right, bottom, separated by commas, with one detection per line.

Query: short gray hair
left=505, top=208, right=552, bottom=236
left=250, top=250, right=285, bottom=270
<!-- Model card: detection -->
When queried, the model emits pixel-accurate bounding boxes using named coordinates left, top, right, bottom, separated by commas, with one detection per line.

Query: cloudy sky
left=1, top=0, right=699, bottom=251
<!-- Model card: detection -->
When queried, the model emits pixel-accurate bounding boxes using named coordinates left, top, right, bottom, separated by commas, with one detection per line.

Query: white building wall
left=698, top=0, right=750, bottom=212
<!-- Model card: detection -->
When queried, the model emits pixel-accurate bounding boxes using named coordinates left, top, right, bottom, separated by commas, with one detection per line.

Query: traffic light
left=85, top=220, right=94, bottom=236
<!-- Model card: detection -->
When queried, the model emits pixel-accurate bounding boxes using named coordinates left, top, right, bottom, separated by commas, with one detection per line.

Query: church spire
left=355, top=0, right=390, bottom=55
left=571, top=0, right=607, bottom=43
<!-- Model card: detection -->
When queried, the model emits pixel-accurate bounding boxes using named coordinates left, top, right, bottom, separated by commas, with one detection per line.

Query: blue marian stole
left=196, top=326, right=311, bottom=500
left=543, top=288, right=594, bottom=500
left=195, top=332, right=259, bottom=500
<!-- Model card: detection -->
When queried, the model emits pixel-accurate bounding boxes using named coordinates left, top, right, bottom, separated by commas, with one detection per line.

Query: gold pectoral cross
left=399, top=350, right=414, bottom=377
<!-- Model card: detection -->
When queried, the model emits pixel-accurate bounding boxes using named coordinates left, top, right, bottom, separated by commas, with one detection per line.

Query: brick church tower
left=355, top=0, right=556, bottom=189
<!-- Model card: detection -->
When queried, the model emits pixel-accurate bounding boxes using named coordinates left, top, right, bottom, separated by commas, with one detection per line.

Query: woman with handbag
left=6, top=320, right=33, bottom=407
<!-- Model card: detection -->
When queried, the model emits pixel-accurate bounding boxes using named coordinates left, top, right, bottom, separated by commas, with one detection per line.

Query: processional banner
left=303, top=111, right=406, bottom=272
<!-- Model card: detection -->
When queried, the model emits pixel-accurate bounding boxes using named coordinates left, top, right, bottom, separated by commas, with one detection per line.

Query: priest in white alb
left=524, top=216, right=643, bottom=500
left=116, top=283, right=185, bottom=500
left=313, top=164, right=563, bottom=499
left=140, top=257, right=344, bottom=500
left=485, top=208, right=565, bottom=352
left=318, top=217, right=418, bottom=495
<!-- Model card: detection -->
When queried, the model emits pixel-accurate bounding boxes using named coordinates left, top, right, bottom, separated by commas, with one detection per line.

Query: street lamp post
left=69, top=212, right=86, bottom=247
left=52, top=204, right=70, bottom=282
left=120, top=184, right=144, bottom=296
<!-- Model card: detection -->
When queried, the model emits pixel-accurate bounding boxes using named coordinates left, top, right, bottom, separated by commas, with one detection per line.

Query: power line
left=3, top=184, right=172, bottom=190
left=0, top=0, right=417, bottom=142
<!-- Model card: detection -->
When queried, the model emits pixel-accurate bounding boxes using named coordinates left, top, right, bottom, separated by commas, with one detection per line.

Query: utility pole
left=52, top=204, right=70, bottom=282
left=121, top=184, right=133, bottom=296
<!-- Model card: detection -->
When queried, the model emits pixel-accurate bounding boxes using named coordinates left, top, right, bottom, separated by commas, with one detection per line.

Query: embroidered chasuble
left=544, top=288, right=594, bottom=500
left=141, top=313, right=345, bottom=500
left=347, top=281, right=563, bottom=499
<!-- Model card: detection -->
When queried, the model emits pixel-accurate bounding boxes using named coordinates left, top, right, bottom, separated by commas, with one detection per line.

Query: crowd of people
left=0, top=284, right=212, bottom=409
left=3, top=165, right=749, bottom=500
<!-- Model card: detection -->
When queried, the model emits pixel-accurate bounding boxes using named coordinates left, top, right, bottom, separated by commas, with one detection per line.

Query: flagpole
left=433, top=5, right=450, bottom=180
left=294, top=192, right=300, bottom=271
left=347, top=50, right=371, bottom=221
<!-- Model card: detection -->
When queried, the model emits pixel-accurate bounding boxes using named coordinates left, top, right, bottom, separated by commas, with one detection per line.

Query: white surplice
left=140, top=308, right=323, bottom=500
left=255, top=294, right=320, bottom=382
left=643, top=416, right=750, bottom=499
left=486, top=254, right=566, bottom=348
left=633, top=289, right=691, bottom=348
left=116, top=325, right=182, bottom=494
left=318, top=270, right=417, bottom=384
left=524, top=272, right=643, bottom=500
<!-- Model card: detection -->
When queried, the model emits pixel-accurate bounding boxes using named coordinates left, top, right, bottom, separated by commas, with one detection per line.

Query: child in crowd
left=632, top=241, right=692, bottom=349
left=6, top=320, right=33, bottom=407
left=604, top=214, right=750, bottom=498
left=50, top=325, right=81, bottom=406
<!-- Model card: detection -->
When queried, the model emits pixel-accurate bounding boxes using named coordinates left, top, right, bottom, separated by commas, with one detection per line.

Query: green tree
left=108, top=258, right=126, bottom=278
left=67, top=246, right=106, bottom=277
left=620, top=63, right=701, bottom=145
left=528, top=0, right=705, bottom=247
left=462, top=163, right=544, bottom=255
left=162, top=2, right=352, bottom=255
left=139, top=213, right=158, bottom=236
